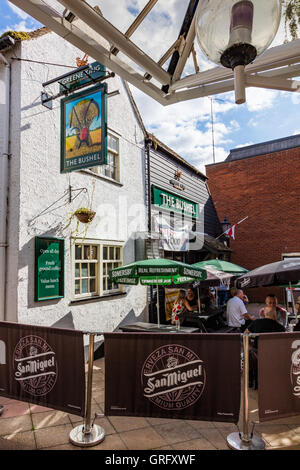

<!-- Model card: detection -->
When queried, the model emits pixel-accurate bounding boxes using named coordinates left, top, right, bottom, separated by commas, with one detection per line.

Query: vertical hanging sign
left=60, top=83, right=107, bottom=173
left=35, top=237, right=64, bottom=301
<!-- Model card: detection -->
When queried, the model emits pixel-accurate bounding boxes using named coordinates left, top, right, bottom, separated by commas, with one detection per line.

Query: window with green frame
left=73, top=240, right=123, bottom=298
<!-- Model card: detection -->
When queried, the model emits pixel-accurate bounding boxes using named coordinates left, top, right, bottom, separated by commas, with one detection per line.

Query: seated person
left=246, top=311, right=286, bottom=349
left=172, top=289, right=198, bottom=324
left=246, top=311, right=285, bottom=389
left=259, top=294, right=288, bottom=327
left=185, top=287, right=199, bottom=312
left=226, top=289, right=254, bottom=332
left=199, top=288, right=213, bottom=311
left=171, top=290, right=187, bottom=325
left=229, top=286, right=249, bottom=303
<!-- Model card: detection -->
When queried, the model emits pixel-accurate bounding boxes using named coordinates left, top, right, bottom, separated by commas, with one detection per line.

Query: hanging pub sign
left=152, top=185, right=199, bottom=219
left=35, top=237, right=64, bottom=301
left=60, top=83, right=107, bottom=173
left=59, top=61, right=106, bottom=93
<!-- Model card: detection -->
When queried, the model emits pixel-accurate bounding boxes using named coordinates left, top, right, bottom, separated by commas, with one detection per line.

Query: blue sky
left=1, top=0, right=299, bottom=173
left=0, top=1, right=41, bottom=34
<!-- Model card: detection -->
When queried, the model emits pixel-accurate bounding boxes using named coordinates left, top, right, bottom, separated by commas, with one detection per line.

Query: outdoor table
left=119, top=322, right=199, bottom=333
left=183, top=307, right=226, bottom=332
left=182, top=313, right=209, bottom=332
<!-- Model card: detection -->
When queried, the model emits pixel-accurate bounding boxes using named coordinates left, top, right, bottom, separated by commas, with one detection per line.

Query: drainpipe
left=0, top=53, right=11, bottom=321
left=145, top=137, right=152, bottom=234
left=145, top=137, right=154, bottom=321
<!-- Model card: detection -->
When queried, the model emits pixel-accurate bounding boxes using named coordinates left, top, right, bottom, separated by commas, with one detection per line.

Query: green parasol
left=192, top=259, right=248, bottom=274
left=109, top=258, right=207, bottom=327
left=192, top=259, right=247, bottom=308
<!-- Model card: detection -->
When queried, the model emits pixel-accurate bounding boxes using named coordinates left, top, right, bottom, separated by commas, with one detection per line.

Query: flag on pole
left=216, top=216, right=248, bottom=241
left=225, top=224, right=236, bottom=239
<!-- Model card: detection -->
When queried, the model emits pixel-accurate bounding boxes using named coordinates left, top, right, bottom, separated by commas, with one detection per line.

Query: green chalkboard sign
left=35, top=237, right=65, bottom=301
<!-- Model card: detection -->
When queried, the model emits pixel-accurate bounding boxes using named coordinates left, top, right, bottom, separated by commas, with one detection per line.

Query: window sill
left=69, top=291, right=127, bottom=305
left=80, top=169, right=123, bottom=187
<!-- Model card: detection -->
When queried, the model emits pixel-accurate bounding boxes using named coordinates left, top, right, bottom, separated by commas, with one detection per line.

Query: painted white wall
left=5, top=32, right=148, bottom=335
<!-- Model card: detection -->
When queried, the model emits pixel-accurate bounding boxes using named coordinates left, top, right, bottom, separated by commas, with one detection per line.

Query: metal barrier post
left=227, top=333, right=265, bottom=450
left=69, top=333, right=105, bottom=447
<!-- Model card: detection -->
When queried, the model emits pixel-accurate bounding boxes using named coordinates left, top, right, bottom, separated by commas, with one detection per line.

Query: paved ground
left=1, top=354, right=300, bottom=452
left=1, top=304, right=298, bottom=452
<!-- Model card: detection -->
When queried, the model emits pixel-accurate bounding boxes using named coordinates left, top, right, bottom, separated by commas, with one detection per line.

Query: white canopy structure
left=9, top=0, right=300, bottom=105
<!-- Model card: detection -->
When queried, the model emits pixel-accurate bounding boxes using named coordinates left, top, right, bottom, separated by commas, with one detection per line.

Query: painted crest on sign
left=141, top=344, right=206, bottom=411
left=13, top=335, right=58, bottom=397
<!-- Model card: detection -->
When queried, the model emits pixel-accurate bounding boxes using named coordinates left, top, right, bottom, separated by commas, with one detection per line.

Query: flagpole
left=216, top=216, right=249, bottom=240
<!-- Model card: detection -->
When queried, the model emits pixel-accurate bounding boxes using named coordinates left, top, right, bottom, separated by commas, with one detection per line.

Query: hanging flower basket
left=74, top=208, right=96, bottom=224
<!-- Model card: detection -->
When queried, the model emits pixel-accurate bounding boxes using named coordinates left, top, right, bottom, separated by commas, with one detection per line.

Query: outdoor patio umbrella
left=236, top=258, right=300, bottom=288
left=192, top=259, right=247, bottom=307
left=236, top=258, right=300, bottom=320
left=109, top=258, right=207, bottom=328
left=192, top=259, right=248, bottom=275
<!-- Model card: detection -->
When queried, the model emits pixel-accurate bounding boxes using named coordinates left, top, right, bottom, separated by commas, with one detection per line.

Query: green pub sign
left=35, top=237, right=64, bottom=301
left=152, top=185, right=199, bottom=219
left=59, top=62, right=106, bottom=93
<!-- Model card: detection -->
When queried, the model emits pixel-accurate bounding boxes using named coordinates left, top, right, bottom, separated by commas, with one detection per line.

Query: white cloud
left=7, top=1, right=30, bottom=20
left=12, top=20, right=32, bottom=32
left=248, top=118, right=259, bottom=128
left=14, top=0, right=289, bottom=170
left=130, top=84, right=237, bottom=171
left=235, top=142, right=254, bottom=149
left=246, top=87, right=279, bottom=112
left=291, top=92, right=300, bottom=105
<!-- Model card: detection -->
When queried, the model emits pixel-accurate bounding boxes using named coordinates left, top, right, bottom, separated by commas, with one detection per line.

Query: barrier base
left=69, top=424, right=105, bottom=447
left=226, top=432, right=265, bottom=450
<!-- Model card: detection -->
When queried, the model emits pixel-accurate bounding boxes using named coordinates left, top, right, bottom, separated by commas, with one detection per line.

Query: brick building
left=206, top=134, right=300, bottom=302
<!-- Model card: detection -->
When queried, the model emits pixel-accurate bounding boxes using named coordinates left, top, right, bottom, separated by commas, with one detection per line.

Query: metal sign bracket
left=41, top=66, right=115, bottom=109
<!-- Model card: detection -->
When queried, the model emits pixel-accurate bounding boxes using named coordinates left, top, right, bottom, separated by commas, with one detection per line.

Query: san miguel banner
left=104, top=333, right=241, bottom=423
left=0, top=322, right=86, bottom=417
left=258, top=332, right=300, bottom=422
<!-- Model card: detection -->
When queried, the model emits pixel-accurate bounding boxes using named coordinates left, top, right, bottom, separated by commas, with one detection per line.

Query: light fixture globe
left=196, top=0, right=282, bottom=103
left=196, top=0, right=282, bottom=68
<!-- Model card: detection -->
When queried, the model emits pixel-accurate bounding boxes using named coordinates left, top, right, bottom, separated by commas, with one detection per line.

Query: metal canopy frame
left=9, top=0, right=300, bottom=106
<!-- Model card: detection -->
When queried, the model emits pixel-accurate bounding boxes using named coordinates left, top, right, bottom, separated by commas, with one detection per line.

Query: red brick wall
left=206, top=147, right=300, bottom=302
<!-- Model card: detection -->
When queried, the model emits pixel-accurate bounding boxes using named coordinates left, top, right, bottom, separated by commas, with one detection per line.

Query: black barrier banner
left=104, top=333, right=241, bottom=423
left=258, top=332, right=300, bottom=422
left=0, top=321, right=86, bottom=416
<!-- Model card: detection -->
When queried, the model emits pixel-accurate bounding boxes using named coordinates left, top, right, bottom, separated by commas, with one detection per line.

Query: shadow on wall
left=51, top=310, right=75, bottom=330
left=94, top=305, right=147, bottom=360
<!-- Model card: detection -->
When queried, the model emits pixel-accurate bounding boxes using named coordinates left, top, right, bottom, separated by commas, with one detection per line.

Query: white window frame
left=71, top=239, right=124, bottom=300
left=90, top=130, right=120, bottom=182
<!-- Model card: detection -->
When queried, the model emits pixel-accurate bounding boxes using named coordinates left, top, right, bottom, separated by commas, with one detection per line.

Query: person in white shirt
left=226, top=289, right=254, bottom=331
